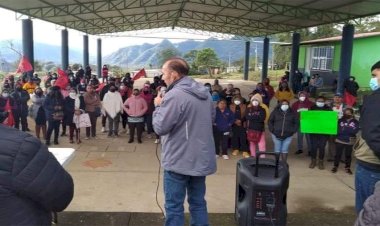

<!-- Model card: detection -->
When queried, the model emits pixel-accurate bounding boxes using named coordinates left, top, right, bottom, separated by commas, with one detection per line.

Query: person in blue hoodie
left=332, top=107, right=360, bottom=174
left=213, top=99, right=235, bottom=160
left=153, top=58, right=216, bottom=226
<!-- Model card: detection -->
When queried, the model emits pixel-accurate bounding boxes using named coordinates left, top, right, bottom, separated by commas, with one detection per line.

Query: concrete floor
left=36, top=79, right=356, bottom=225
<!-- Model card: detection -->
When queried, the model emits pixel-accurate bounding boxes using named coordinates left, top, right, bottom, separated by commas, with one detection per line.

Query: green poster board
left=300, top=111, right=338, bottom=135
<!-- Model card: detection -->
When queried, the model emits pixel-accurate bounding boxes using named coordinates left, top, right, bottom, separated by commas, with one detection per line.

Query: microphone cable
left=155, top=140, right=166, bottom=219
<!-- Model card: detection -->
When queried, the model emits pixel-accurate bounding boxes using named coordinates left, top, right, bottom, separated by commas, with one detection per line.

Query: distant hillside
left=104, top=38, right=273, bottom=69
left=0, top=40, right=86, bottom=65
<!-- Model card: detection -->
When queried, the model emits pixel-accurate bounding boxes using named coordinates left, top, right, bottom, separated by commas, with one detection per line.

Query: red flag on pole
left=2, top=99, right=15, bottom=127
left=132, top=68, right=147, bottom=81
left=15, top=56, right=33, bottom=73
left=55, top=68, right=69, bottom=90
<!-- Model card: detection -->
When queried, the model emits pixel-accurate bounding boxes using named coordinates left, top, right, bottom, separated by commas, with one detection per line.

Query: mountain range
left=0, top=38, right=272, bottom=71
left=104, top=38, right=272, bottom=69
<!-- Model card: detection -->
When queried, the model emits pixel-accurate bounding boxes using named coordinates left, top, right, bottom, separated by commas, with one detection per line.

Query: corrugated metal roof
left=0, top=0, right=380, bottom=36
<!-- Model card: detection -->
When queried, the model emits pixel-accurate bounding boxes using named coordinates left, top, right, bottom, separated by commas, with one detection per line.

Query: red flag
left=16, top=56, right=33, bottom=73
left=55, top=68, right=69, bottom=89
left=132, top=68, right=146, bottom=81
left=96, top=83, right=106, bottom=92
left=2, top=99, right=15, bottom=127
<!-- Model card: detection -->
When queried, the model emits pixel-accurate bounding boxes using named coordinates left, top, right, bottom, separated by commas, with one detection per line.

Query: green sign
left=300, top=111, right=338, bottom=135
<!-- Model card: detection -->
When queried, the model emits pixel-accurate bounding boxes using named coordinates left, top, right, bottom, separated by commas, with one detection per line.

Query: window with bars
left=311, top=46, right=334, bottom=71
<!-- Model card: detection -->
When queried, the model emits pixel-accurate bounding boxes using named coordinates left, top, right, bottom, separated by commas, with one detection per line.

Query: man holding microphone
left=153, top=58, right=216, bottom=226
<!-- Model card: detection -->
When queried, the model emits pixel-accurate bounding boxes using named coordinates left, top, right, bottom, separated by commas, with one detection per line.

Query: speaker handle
left=254, top=152, right=280, bottom=178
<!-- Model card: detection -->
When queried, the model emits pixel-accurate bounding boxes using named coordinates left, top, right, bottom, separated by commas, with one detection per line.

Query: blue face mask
left=212, top=94, right=220, bottom=102
left=369, top=77, right=379, bottom=91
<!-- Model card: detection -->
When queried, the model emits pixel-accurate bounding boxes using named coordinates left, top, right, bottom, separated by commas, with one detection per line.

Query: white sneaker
left=216, top=155, right=219, bottom=159
left=222, top=155, right=229, bottom=160
left=120, top=129, right=127, bottom=134
left=101, top=127, right=106, bottom=133
left=154, top=139, right=160, bottom=144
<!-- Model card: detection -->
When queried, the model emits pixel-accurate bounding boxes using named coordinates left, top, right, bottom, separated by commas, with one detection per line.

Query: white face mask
left=316, top=102, right=325, bottom=107
left=252, top=100, right=259, bottom=106
left=299, top=96, right=306, bottom=102
left=2, top=93, right=9, bottom=98
left=69, top=92, right=76, bottom=99
left=234, top=100, right=241, bottom=105
left=281, top=104, right=289, bottom=111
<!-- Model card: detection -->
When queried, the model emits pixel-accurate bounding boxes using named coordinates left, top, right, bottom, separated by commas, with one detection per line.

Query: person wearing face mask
left=222, top=83, right=234, bottom=105
left=245, top=94, right=268, bottom=159
left=30, top=88, right=47, bottom=139
left=353, top=60, right=380, bottom=213
left=77, top=79, right=87, bottom=94
left=100, top=77, right=117, bottom=133
left=308, top=96, right=332, bottom=170
left=211, top=91, right=220, bottom=108
left=213, top=99, right=235, bottom=160
left=327, top=93, right=346, bottom=162
left=263, top=78, right=275, bottom=104
left=233, top=88, right=247, bottom=105
left=83, top=85, right=101, bottom=140
left=63, top=88, right=82, bottom=143
left=291, top=91, right=314, bottom=155
left=124, top=89, right=148, bottom=143
left=119, top=84, right=132, bottom=134
left=251, top=82, right=270, bottom=106
left=0, top=89, right=15, bottom=127
left=274, top=81, right=294, bottom=103
left=229, top=96, right=248, bottom=157
left=204, top=83, right=212, bottom=94
left=141, top=84, right=155, bottom=138
left=22, top=78, right=37, bottom=94
left=268, top=99, right=298, bottom=163
left=102, top=84, right=124, bottom=137
left=331, top=108, right=359, bottom=174
left=11, top=82, right=30, bottom=131
left=343, top=76, right=359, bottom=107
left=43, top=86, right=65, bottom=146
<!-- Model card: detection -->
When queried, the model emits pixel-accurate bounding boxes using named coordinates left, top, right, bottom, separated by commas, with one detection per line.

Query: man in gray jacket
left=153, top=58, right=217, bottom=226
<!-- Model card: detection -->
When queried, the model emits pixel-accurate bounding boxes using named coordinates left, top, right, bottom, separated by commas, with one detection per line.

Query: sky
left=0, top=8, right=215, bottom=56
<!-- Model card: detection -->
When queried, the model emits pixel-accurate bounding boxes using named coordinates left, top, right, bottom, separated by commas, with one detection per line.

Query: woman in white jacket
left=102, top=84, right=124, bottom=137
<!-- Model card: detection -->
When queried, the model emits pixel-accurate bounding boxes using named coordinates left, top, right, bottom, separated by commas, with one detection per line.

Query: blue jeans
left=355, top=163, right=380, bottom=213
left=164, top=170, right=209, bottom=226
left=271, top=134, right=292, bottom=153
left=297, top=129, right=311, bottom=151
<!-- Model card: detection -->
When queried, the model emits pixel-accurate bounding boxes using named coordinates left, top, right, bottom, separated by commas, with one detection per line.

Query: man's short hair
left=166, top=58, right=190, bottom=76
left=371, top=61, right=380, bottom=72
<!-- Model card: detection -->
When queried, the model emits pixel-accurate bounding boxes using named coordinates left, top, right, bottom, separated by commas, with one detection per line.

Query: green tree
left=71, top=63, right=81, bottom=70
left=194, top=48, right=220, bottom=77
left=184, top=50, right=199, bottom=75
left=157, top=48, right=180, bottom=66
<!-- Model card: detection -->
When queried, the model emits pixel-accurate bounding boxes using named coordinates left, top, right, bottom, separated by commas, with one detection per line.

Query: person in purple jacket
left=331, top=108, right=360, bottom=174
left=213, top=99, right=235, bottom=160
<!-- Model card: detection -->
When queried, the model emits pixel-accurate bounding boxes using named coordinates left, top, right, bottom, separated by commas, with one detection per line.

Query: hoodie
left=268, top=104, right=299, bottom=139
left=153, top=76, right=217, bottom=176
left=291, top=92, right=314, bottom=118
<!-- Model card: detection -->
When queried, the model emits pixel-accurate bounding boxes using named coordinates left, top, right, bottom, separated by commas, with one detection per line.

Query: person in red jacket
left=291, top=91, right=314, bottom=155
left=102, top=64, right=109, bottom=84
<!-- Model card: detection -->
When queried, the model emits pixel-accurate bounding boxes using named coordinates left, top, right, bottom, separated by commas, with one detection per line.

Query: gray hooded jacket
left=355, top=181, right=380, bottom=226
left=153, top=76, right=217, bottom=176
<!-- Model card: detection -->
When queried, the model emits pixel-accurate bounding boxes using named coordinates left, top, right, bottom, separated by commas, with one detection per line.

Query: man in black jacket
left=11, top=83, right=30, bottom=131
left=354, top=61, right=380, bottom=213
left=0, top=121, right=74, bottom=225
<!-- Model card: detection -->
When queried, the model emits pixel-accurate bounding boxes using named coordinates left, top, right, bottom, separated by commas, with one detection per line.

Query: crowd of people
left=0, top=65, right=166, bottom=146
left=0, top=66, right=362, bottom=173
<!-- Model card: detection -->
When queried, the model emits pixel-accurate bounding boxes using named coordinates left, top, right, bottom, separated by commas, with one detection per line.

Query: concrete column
left=243, top=41, right=250, bottom=81
left=83, top=35, right=89, bottom=67
left=337, top=24, right=354, bottom=94
left=97, top=38, right=102, bottom=78
left=261, top=37, right=270, bottom=82
left=290, top=32, right=300, bottom=91
left=22, top=19, right=34, bottom=78
left=61, top=29, right=69, bottom=70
